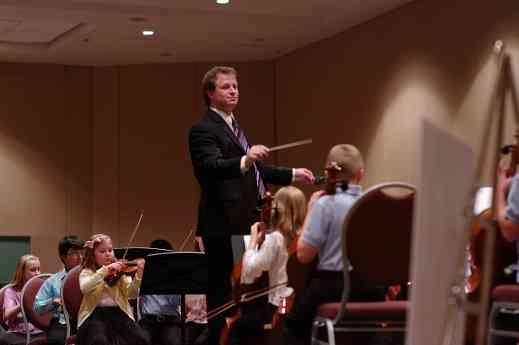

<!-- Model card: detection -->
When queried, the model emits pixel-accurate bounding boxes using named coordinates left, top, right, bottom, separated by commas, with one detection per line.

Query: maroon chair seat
left=21, top=274, right=52, bottom=345
left=491, top=285, right=519, bottom=303
left=317, top=301, right=408, bottom=322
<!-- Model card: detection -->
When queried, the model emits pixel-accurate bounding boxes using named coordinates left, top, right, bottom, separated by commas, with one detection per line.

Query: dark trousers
left=185, top=322, right=208, bottom=345
left=226, top=302, right=277, bottom=345
left=0, top=332, right=45, bottom=345
left=47, top=317, right=67, bottom=345
left=139, top=315, right=182, bottom=345
left=202, top=237, right=235, bottom=345
left=283, top=270, right=386, bottom=345
left=77, top=307, right=150, bottom=345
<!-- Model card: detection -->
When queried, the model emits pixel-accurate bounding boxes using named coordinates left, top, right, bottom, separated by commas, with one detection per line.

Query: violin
left=104, top=258, right=142, bottom=286
left=314, top=161, right=348, bottom=195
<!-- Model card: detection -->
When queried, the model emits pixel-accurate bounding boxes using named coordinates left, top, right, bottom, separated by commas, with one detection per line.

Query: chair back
left=343, top=182, right=416, bottom=287
left=0, top=284, right=13, bottom=330
left=61, top=266, right=82, bottom=338
left=21, top=273, right=52, bottom=344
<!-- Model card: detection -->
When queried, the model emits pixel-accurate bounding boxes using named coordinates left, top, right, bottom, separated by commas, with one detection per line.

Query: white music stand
left=406, top=119, right=475, bottom=345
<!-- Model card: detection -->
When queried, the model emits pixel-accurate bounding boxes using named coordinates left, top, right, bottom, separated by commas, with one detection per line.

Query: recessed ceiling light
left=142, top=30, right=155, bottom=36
left=216, top=0, right=230, bottom=4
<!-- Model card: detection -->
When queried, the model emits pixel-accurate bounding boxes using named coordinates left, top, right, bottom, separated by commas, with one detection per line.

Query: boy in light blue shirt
left=34, top=235, right=84, bottom=345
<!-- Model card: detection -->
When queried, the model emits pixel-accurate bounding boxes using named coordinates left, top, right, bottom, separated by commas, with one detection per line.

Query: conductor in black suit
left=189, top=66, right=314, bottom=344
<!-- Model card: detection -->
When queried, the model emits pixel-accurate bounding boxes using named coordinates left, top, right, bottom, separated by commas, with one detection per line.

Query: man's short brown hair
left=327, top=144, right=364, bottom=180
left=201, top=66, right=237, bottom=107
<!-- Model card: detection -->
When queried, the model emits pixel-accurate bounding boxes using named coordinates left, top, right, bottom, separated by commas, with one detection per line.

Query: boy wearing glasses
left=34, top=235, right=85, bottom=345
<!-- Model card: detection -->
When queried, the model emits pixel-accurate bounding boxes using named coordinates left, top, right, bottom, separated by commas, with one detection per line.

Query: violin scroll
left=314, top=161, right=348, bottom=195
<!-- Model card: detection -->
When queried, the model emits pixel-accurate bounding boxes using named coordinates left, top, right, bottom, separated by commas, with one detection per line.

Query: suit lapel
left=206, top=109, right=246, bottom=154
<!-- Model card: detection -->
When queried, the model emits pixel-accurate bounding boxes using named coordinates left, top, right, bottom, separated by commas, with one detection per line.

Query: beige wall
left=0, top=64, right=92, bottom=271
left=2, top=0, right=519, bottom=272
left=0, top=61, right=275, bottom=272
left=92, top=62, right=275, bottom=252
left=275, top=0, right=519, bottom=189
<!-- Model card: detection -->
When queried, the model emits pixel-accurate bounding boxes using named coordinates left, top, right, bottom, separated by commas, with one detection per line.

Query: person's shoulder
left=4, top=285, right=16, bottom=294
left=50, top=269, right=66, bottom=279
left=314, top=193, right=333, bottom=208
left=270, top=230, right=285, bottom=243
left=189, top=111, right=218, bottom=133
left=79, top=267, right=95, bottom=276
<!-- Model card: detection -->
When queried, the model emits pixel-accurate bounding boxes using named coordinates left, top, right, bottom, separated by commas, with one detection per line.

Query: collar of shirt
left=211, top=107, right=234, bottom=130
left=335, top=184, right=362, bottom=196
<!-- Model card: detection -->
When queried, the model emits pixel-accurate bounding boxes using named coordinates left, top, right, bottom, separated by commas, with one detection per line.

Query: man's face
left=62, top=248, right=84, bottom=271
left=208, top=73, right=239, bottom=113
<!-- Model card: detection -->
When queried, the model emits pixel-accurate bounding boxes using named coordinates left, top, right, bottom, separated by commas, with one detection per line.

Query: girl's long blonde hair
left=82, top=233, right=112, bottom=271
left=271, top=186, right=307, bottom=246
left=10, top=254, right=39, bottom=290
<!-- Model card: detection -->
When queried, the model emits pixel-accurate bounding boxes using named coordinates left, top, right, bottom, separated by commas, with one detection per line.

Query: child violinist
left=76, top=234, right=149, bottom=345
left=0, top=254, right=44, bottom=345
left=226, top=186, right=307, bottom=345
left=283, top=144, right=387, bottom=345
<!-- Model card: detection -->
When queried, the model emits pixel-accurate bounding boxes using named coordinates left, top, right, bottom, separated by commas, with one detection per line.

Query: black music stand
left=140, top=252, right=208, bottom=345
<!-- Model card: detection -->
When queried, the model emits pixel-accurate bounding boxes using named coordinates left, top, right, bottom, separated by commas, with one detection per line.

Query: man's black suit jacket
left=189, top=109, right=292, bottom=237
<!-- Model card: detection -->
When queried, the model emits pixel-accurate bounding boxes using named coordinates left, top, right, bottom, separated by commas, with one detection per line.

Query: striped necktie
left=232, top=118, right=267, bottom=197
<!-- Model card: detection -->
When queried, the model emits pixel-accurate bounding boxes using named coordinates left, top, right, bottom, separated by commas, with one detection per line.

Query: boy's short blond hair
left=327, top=144, right=364, bottom=179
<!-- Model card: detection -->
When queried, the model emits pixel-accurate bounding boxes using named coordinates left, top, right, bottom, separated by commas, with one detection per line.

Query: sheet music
left=231, top=234, right=273, bottom=265
left=473, top=186, right=492, bottom=215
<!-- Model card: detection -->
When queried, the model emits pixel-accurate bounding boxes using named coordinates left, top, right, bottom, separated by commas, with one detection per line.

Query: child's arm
left=79, top=267, right=110, bottom=294
left=33, top=277, right=57, bottom=315
left=3, top=288, right=22, bottom=322
left=241, top=223, right=279, bottom=283
left=297, top=191, right=327, bottom=263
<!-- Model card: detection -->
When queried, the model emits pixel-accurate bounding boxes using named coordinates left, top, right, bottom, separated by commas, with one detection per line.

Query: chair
left=483, top=224, right=519, bottom=345
left=61, top=266, right=82, bottom=345
left=311, top=182, right=416, bottom=345
left=486, top=284, right=519, bottom=345
left=0, top=284, right=13, bottom=331
left=21, top=273, right=52, bottom=345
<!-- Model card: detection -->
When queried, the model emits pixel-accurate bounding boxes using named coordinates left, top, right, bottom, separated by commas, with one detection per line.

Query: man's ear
left=59, top=255, right=67, bottom=265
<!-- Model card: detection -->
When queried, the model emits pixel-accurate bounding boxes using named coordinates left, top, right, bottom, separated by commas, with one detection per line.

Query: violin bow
left=206, top=281, right=289, bottom=320
left=122, top=210, right=144, bottom=261
left=179, top=228, right=197, bottom=251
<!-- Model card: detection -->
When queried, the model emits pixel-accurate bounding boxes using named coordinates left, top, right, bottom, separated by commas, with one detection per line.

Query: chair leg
left=312, top=318, right=328, bottom=345
left=325, top=319, right=335, bottom=345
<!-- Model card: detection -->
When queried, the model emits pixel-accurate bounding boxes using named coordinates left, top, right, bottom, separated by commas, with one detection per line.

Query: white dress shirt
left=240, top=231, right=294, bottom=307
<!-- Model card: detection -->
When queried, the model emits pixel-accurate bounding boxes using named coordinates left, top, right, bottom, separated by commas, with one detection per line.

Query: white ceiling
left=0, top=0, right=414, bottom=66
